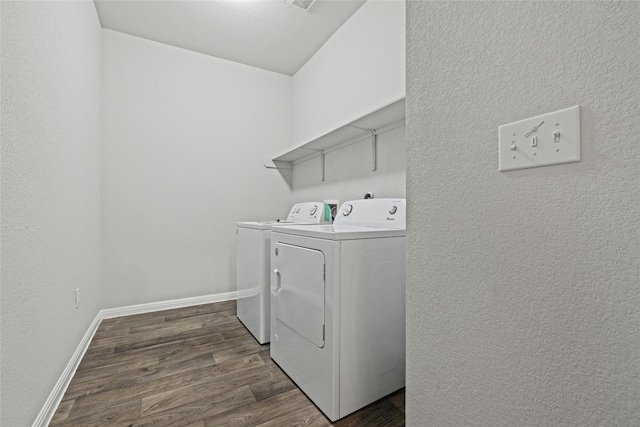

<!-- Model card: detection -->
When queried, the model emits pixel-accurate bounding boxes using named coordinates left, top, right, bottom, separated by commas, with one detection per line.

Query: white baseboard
left=32, top=292, right=237, bottom=427
left=100, top=291, right=238, bottom=319
left=31, top=312, right=102, bottom=427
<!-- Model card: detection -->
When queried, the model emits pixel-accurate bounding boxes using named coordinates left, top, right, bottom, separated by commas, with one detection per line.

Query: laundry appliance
left=236, top=202, right=331, bottom=344
left=270, top=198, right=406, bottom=421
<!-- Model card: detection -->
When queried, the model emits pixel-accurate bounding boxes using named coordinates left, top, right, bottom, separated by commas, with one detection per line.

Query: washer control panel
left=285, top=202, right=330, bottom=223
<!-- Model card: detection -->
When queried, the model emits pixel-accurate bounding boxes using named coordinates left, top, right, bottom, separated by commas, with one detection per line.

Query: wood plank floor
left=50, top=301, right=405, bottom=426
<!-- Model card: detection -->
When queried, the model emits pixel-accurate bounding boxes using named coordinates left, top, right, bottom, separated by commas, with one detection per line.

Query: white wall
left=101, top=30, right=292, bottom=308
left=406, top=2, right=640, bottom=426
left=0, top=2, right=103, bottom=426
left=291, top=125, right=406, bottom=205
left=290, top=0, right=406, bottom=206
left=291, top=0, right=405, bottom=146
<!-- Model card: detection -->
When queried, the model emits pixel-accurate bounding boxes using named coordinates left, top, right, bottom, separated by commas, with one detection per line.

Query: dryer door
left=272, top=242, right=325, bottom=348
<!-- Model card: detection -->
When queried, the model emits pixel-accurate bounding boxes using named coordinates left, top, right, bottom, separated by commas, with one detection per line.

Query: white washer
left=270, top=198, right=406, bottom=421
left=236, top=202, right=331, bottom=344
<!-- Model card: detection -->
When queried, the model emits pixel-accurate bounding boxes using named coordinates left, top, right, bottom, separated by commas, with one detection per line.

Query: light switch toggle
left=510, top=141, right=517, bottom=151
left=531, top=136, right=538, bottom=147
left=553, top=131, right=561, bottom=143
left=524, top=121, right=544, bottom=137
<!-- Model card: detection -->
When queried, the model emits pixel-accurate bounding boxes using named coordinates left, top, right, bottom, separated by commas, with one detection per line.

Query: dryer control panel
left=335, top=199, right=406, bottom=229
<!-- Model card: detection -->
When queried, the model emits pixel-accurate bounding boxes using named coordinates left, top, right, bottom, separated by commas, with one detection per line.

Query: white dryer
left=236, top=202, right=331, bottom=344
left=270, top=198, right=406, bottom=421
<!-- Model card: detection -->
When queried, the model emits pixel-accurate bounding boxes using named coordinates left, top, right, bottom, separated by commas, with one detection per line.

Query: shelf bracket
left=347, top=125, right=377, bottom=171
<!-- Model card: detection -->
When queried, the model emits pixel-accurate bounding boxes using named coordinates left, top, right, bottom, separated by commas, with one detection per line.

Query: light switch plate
left=499, top=106, right=580, bottom=171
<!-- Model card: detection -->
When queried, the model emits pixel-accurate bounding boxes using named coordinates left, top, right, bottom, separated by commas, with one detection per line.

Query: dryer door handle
left=274, top=269, right=282, bottom=293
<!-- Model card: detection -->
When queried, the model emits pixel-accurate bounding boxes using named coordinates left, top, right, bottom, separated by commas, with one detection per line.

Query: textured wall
left=0, top=1, right=103, bottom=425
left=291, top=0, right=405, bottom=146
left=406, top=2, right=639, bottom=426
left=101, top=30, right=292, bottom=308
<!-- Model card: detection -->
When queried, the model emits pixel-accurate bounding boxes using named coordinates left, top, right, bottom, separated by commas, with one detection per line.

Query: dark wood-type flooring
left=50, top=300, right=404, bottom=426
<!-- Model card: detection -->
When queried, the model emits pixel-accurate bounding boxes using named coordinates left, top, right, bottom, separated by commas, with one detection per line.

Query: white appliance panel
left=236, top=227, right=269, bottom=343
left=272, top=242, right=325, bottom=348
left=270, top=233, right=340, bottom=420
left=339, top=238, right=406, bottom=417
left=271, top=223, right=405, bottom=240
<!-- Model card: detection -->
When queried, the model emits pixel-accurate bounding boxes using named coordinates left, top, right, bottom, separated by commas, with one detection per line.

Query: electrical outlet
left=75, top=288, right=80, bottom=309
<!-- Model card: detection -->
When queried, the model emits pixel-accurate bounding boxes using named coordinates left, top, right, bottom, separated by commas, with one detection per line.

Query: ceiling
left=94, top=0, right=366, bottom=76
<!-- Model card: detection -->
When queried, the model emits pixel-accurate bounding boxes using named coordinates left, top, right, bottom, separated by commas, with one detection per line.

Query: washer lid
left=271, top=224, right=405, bottom=240
left=236, top=221, right=281, bottom=230
left=237, top=201, right=331, bottom=230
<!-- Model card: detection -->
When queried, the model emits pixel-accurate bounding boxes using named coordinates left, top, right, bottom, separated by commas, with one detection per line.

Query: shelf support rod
left=263, top=163, right=293, bottom=170
left=347, top=125, right=377, bottom=171
left=262, top=160, right=293, bottom=170
left=299, top=148, right=326, bottom=182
